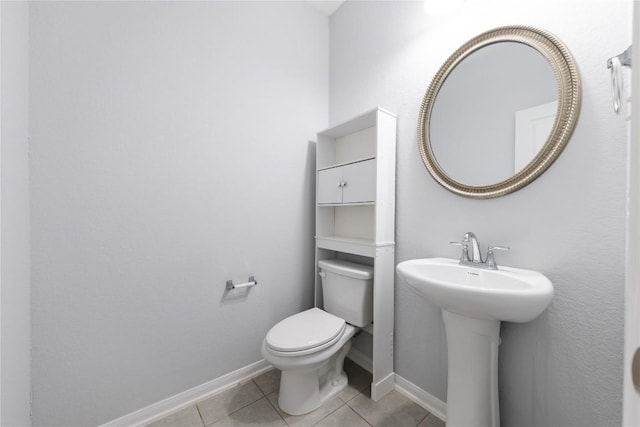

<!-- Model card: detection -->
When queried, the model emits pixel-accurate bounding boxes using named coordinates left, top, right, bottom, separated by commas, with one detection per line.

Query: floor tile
left=347, top=389, right=428, bottom=427
left=145, top=405, right=203, bottom=427
left=314, top=405, right=370, bottom=427
left=210, top=397, right=287, bottom=427
left=417, top=413, right=445, bottom=427
left=197, top=381, right=264, bottom=426
left=253, top=368, right=281, bottom=395
left=266, top=391, right=344, bottom=427
left=337, top=358, right=372, bottom=402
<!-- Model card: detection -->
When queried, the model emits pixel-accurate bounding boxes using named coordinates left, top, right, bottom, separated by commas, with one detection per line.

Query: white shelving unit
left=314, top=107, right=397, bottom=401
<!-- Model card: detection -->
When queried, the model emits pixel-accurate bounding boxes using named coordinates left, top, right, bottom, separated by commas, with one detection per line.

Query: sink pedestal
left=443, top=310, right=500, bottom=427
left=396, top=258, right=554, bottom=427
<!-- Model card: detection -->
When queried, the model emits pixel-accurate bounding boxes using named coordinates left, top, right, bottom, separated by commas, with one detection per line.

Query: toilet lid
left=266, top=308, right=345, bottom=353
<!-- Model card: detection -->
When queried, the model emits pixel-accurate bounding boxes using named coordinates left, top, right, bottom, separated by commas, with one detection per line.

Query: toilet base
left=278, top=370, right=348, bottom=415
left=277, top=340, right=352, bottom=415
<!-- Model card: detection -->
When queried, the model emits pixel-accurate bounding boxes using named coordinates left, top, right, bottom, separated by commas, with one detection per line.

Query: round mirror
left=418, top=26, right=581, bottom=198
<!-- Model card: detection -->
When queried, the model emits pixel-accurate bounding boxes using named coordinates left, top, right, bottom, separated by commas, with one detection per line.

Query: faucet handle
left=486, top=246, right=510, bottom=270
left=450, top=241, right=470, bottom=263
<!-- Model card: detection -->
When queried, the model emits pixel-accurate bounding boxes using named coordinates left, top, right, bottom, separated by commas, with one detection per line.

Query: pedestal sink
left=396, top=258, right=553, bottom=427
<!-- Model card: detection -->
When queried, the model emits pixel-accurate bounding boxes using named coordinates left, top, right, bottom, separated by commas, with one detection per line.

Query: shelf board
left=316, top=236, right=375, bottom=256
left=317, top=235, right=375, bottom=244
left=316, top=236, right=395, bottom=257
left=317, top=156, right=376, bottom=171
left=316, top=235, right=395, bottom=246
left=317, top=202, right=375, bottom=207
left=317, top=107, right=396, bottom=138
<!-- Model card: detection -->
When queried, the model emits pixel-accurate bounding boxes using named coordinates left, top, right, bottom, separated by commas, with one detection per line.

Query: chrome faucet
left=450, top=232, right=510, bottom=270
left=463, top=232, right=482, bottom=263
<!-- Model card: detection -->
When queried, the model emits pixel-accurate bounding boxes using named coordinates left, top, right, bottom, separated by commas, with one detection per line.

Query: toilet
left=261, top=259, right=374, bottom=415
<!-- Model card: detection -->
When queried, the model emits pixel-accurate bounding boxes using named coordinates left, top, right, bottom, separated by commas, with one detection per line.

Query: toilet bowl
left=261, top=259, right=374, bottom=415
left=262, top=308, right=357, bottom=415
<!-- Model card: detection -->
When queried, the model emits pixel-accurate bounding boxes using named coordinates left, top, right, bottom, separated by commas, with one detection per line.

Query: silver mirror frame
left=418, top=26, right=582, bottom=199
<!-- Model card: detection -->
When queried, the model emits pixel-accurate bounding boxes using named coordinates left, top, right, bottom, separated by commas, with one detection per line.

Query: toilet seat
left=266, top=308, right=346, bottom=357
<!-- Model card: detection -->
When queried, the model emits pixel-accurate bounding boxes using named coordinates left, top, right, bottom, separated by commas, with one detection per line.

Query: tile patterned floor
left=146, top=359, right=445, bottom=427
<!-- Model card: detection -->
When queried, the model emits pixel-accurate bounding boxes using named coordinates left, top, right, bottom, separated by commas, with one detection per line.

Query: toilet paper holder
left=226, top=276, right=258, bottom=290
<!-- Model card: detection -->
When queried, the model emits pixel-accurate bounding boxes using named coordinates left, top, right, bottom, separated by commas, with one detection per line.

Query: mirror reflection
left=429, top=42, right=557, bottom=186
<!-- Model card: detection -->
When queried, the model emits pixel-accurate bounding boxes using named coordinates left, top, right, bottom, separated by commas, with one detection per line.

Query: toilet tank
left=318, top=259, right=373, bottom=327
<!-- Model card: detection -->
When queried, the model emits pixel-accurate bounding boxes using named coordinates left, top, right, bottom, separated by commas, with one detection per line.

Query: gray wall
left=29, top=2, right=328, bottom=425
left=330, top=1, right=628, bottom=425
left=1, top=2, right=32, bottom=425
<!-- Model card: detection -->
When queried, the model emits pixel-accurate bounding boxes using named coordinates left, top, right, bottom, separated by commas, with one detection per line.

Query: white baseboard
left=346, top=349, right=395, bottom=401
left=99, top=359, right=446, bottom=427
left=99, top=359, right=272, bottom=427
left=371, top=372, right=395, bottom=401
left=394, top=374, right=447, bottom=422
left=347, top=351, right=445, bottom=419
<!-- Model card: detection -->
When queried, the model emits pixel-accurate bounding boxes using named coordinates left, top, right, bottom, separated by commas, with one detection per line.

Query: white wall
left=624, top=4, right=640, bottom=424
left=330, top=1, right=628, bottom=425
left=1, top=1, right=32, bottom=425
left=29, top=2, right=328, bottom=425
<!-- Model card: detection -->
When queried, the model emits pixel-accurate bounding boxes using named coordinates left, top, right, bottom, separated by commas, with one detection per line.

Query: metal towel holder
left=607, top=45, right=632, bottom=114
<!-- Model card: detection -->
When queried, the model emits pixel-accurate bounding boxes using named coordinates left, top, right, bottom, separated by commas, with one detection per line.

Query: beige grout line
left=195, top=404, right=206, bottom=427
left=252, top=378, right=267, bottom=397
left=227, top=395, right=264, bottom=417
left=305, top=398, right=347, bottom=427
left=414, top=412, right=430, bottom=427
left=347, top=405, right=373, bottom=427
left=200, top=383, right=267, bottom=426
left=262, top=393, right=289, bottom=425
left=340, top=387, right=366, bottom=404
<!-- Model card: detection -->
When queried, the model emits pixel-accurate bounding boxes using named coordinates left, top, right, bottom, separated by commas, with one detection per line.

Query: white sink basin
left=396, top=257, right=553, bottom=322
